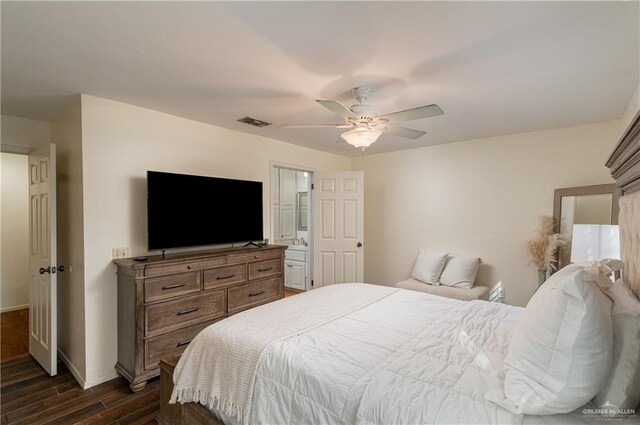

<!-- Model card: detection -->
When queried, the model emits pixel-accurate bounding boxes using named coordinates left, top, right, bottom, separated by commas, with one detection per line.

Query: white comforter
left=171, top=283, right=398, bottom=423
left=175, top=283, right=527, bottom=425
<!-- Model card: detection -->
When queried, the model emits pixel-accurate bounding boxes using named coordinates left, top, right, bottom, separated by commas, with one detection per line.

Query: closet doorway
left=271, top=164, right=313, bottom=292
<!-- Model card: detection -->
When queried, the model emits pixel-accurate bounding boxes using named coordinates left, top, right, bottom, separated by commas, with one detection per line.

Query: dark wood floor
left=1, top=309, right=160, bottom=424
left=0, top=356, right=160, bottom=425
left=1, top=356, right=160, bottom=425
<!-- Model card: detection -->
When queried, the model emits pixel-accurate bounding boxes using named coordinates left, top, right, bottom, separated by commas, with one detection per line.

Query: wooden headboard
left=606, top=109, right=640, bottom=297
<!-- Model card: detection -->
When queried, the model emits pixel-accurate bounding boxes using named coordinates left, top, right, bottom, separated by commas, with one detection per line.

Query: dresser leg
left=130, top=380, right=147, bottom=392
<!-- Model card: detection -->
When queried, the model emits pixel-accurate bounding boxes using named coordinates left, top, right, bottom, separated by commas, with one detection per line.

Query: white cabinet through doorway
left=285, top=260, right=306, bottom=291
left=284, top=247, right=307, bottom=291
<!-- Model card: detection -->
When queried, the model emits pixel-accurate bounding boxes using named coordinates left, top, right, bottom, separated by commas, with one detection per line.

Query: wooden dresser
left=113, top=245, right=286, bottom=392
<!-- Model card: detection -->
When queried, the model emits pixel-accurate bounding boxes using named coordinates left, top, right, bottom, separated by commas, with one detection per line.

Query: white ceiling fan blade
left=281, top=124, right=352, bottom=129
left=378, top=104, right=444, bottom=124
left=316, top=100, right=359, bottom=119
left=385, top=126, right=426, bottom=139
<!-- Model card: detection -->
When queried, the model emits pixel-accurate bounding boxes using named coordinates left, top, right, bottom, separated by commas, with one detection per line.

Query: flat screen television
left=147, top=171, right=263, bottom=251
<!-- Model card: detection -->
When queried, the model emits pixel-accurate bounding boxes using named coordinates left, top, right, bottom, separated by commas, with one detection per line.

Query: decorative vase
left=537, top=269, right=547, bottom=287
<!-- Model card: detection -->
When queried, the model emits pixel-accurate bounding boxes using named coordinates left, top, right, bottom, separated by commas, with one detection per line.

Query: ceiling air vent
left=237, top=116, right=271, bottom=128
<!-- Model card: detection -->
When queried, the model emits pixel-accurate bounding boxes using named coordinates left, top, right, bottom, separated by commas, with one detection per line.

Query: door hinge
left=311, top=183, right=314, bottom=190
left=311, top=279, right=314, bottom=287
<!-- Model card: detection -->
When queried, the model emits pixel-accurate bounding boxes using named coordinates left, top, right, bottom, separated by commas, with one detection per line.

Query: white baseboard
left=84, top=369, right=120, bottom=389
left=57, top=349, right=120, bottom=389
left=57, top=349, right=87, bottom=389
left=1, top=304, right=29, bottom=313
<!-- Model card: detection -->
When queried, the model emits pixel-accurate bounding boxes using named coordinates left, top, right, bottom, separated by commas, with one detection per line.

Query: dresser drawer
left=227, top=249, right=283, bottom=266
left=145, top=262, right=199, bottom=277
left=144, top=320, right=217, bottom=371
left=228, top=278, right=281, bottom=313
left=203, top=264, right=247, bottom=290
left=145, top=290, right=225, bottom=336
left=144, top=258, right=227, bottom=277
left=144, top=272, right=201, bottom=303
left=248, top=258, right=282, bottom=281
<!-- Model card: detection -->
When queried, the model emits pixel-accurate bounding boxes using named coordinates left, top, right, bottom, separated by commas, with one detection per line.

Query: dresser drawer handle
left=177, top=307, right=200, bottom=316
left=176, top=340, right=192, bottom=347
left=249, top=290, right=265, bottom=297
left=162, top=283, right=185, bottom=290
left=258, top=267, right=273, bottom=272
left=216, top=274, right=236, bottom=280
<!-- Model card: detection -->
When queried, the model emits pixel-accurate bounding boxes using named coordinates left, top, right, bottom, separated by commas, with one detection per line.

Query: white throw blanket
left=170, top=283, right=398, bottom=424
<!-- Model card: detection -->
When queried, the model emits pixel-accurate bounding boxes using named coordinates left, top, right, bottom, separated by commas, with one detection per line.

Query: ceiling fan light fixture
left=341, top=127, right=382, bottom=150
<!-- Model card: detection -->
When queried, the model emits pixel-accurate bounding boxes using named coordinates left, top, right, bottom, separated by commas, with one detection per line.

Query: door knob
left=39, top=267, right=51, bottom=275
left=51, top=265, right=65, bottom=274
left=357, top=242, right=363, bottom=248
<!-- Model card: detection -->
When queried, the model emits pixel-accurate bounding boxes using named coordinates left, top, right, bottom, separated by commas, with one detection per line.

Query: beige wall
left=620, top=2, right=640, bottom=135
left=352, top=120, right=620, bottom=306
left=51, top=97, right=87, bottom=386
left=79, top=94, right=351, bottom=385
left=0, top=153, right=30, bottom=311
left=621, top=83, right=640, bottom=135
left=1, top=115, right=50, bottom=153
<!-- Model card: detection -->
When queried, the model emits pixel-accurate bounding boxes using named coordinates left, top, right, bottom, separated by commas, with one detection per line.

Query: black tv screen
left=147, top=171, right=263, bottom=250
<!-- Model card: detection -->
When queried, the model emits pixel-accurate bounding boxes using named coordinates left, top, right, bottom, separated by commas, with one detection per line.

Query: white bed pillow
left=438, top=255, right=480, bottom=289
left=411, top=251, right=448, bottom=285
left=593, top=279, right=640, bottom=412
left=485, top=263, right=613, bottom=415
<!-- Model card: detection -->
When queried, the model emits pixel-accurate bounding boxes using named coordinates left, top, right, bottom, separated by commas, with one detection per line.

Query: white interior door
left=279, top=169, right=296, bottom=208
left=313, top=171, right=364, bottom=286
left=28, top=144, right=57, bottom=375
left=271, top=168, right=280, bottom=243
left=280, top=207, right=295, bottom=240
left=278, top=169, right=296, bottom=242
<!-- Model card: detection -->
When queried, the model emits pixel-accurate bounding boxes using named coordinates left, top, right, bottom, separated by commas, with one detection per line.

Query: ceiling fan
left=282, top=86, right=444, bottom=151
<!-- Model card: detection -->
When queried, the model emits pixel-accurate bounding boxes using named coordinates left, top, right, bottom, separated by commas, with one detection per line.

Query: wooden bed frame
left=157, top=110, right=640, bottom=425
left=157, top=356, right=224, bottom=425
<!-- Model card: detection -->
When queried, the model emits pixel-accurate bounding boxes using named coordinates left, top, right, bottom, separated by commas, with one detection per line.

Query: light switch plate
left=112, top=248, right=129, bottom=260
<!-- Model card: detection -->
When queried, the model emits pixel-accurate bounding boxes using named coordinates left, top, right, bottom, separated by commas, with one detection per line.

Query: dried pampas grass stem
left=527, top=216, right=567, bottom=272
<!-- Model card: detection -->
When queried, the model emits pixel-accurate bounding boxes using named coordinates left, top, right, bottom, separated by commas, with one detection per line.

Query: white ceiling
left=2, top=1, right=638, bottom=157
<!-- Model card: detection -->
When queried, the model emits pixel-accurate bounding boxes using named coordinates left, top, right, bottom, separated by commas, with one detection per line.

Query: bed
left=157, top=111, right=640, bottom=425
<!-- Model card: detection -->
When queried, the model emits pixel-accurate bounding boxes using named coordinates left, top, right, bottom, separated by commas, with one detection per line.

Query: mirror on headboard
left=553, top=184, right=620, bottom=270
